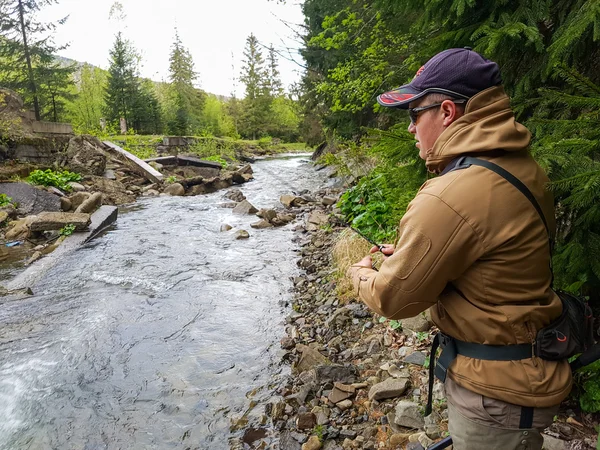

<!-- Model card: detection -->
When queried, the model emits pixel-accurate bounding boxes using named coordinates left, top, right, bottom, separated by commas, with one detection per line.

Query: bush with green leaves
left=27, top=169, right=82, bottom=192
left=59, top=224, right=76, bottom=236
left=0, top=194, right=14, bottom=208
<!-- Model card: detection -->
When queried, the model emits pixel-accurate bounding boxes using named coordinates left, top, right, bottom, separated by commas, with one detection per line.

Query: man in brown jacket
left=349, top=48, right=572, bottom=450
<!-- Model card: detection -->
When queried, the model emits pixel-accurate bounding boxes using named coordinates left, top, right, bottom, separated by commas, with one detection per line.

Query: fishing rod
left=347, top=223, right=385, bottom=253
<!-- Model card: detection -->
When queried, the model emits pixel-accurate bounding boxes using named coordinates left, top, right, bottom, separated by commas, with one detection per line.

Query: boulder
left=0, top=211, right=8, bottom=223
left=88, top=176, right=135, bottom=205
left=328, top=382, right=356, bottom=404
left=368, top=378, right=410, bottom=401
left=65, top=135, right=107, bottom=176
left=74, top=192, right=102, bottom=214
left=280, top=194, right=298, bottom=208
left=296, top=412, right=317, bottom=430
left=29, top=212, right=91, bottom=232
left=68, top=182, right=86, bottom=192
left=294, top=344, right=331, bottom=374
left=224, top=188, right=245, bottom=202
left=272, top=213, right=295, bottom=226
left=250, top=219, right=273, bottom=229
left=60, top=197, right=72, bottom=212
left=257, top=208, right=277, bottom=222
left=302, top=435, right=321, bottom=450
left=5, top=215, right=37, bottom=240
left=164, top=183, right=185, bottom=196
left=401, top=314, right=432, bottom=333
left=68, top=192, right=90, bottom=210
left=220, top=224, right=233, bottom=232
left=0, top=182, right=61, bottom=215
left=394, top=401, right=425, bottom=429
left=232, top=200, right=258, bottom=215
left=322, top=196, right=338, bottom=206
left=234, top=230, right=249, bottom=239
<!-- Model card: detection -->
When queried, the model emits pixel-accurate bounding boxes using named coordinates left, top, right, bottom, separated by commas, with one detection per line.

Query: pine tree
left=239, top=33, right=271, bottom=139
left=267, top=45, right=284, bottom=97
left=104, top=32, right=140, bottom=131
left=167, top=30, right=201, bottom=135
left=0, top=0, right=73, bottom=120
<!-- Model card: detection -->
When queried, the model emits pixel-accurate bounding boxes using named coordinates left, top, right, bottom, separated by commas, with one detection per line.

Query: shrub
left=27, top=169, right=82, bottom=192
left=0, top=194, right=14, bottom=208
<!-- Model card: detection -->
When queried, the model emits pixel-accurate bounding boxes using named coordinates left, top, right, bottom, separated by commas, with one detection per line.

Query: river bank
left=246, top=185, right=600, bottom=450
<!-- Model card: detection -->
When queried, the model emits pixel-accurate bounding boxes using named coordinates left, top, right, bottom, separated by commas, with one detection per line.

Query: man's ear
left=441, top=100, right=460, bottom=127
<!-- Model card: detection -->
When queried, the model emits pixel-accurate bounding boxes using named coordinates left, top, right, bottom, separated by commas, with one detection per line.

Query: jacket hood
left=425, top=86, right=531, bottom=173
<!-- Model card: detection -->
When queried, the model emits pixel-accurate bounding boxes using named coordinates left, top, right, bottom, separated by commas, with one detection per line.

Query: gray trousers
left=445, top=378, right=559, bottom=450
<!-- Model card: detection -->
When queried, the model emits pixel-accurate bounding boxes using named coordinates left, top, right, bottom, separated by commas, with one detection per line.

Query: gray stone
left=29, top=212, right=91, bottom=232
left=0, top=182, right=61, bottom=215
left=74, top=192, right=102, bottom=214
left=542, top=435, right=567, bottom=450
left=65, top=135, right=107, bottom=176
left=68, top=182, right=86, bottom=192
left=307, top=211, right=328, bottom=226
left=164, top=182, right=185, bottom=196
left=336, top=399, right=352, bottom=411
left=368, top=377, right=409, bottom=401
left=394, top=401, right=425, bottom=429
left=328, top=382, right=355, bottom=404
left=339, top=429, right=357, bottom=439
left=250, top=219, right=273, bottom=229
left=224, top=188, right=245, bottom=202
left=322, top=196, right=337, bottom=206
left=295, top=344, right=330, bottom=374
left=314, top=364, right=358, bottom=384
left=234, top=229, right=249, bottom=239
left=279, top=432, right=302, bottom=450
left=403, top=352, right=427, bottom=366
left=232, top=199, right=258, bottom=215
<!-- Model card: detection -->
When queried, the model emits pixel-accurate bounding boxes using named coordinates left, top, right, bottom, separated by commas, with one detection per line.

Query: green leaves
left=26, top=169, right=81, bottom=192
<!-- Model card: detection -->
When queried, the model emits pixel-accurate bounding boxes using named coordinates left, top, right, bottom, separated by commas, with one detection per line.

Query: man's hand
left=370, top=244, right=395, bottom=259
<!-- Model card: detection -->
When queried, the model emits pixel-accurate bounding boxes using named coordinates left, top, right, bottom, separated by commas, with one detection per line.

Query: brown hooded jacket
left=352, top=86, right=572, bottom=407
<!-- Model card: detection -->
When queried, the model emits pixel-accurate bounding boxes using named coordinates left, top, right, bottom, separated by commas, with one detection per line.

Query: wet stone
left=403, top=351, right=427, bottom=366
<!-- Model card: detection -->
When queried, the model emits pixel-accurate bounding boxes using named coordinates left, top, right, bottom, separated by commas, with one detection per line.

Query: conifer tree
left=167, top=30, right=202, bottom=135
left=267, top=45, right=284, bottom=97
left=104, top=32, right=140, bottom=131
left=0, top=0, right=73, bottom=120
left=239, top=34, right=271, bottom=139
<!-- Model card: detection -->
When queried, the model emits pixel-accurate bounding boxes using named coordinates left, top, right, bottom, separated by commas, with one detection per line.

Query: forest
left=297, top=0, right=600, bottom=413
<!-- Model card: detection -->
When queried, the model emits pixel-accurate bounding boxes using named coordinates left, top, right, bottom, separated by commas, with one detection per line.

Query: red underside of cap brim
left=377, top=88, right=420, bottom=108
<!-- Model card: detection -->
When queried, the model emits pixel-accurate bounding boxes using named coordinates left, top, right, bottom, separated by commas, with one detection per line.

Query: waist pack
left=536, top=290, right=596, bottom=361
left=424, top=156, right=600, bottom=416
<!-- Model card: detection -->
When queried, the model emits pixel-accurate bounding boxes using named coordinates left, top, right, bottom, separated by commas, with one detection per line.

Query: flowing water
left=0, top=155, right=328, bottom=450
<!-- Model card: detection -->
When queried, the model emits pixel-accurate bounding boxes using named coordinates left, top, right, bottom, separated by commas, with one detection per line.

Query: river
left=0, top=155, right=329, bottom=450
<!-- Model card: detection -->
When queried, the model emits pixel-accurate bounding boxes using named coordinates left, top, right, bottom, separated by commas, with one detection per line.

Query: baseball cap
left=377, top=48, right=502, bottom=109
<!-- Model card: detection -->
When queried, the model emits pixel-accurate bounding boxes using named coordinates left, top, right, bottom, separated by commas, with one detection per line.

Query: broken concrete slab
left=6, top=205, right=119, bottom=292
left=144, top=155, right=223, bottom=170
left=103, top=140, right=163, bottom=183
left=0, top=182, right=61, bottom=215
left=29, top=212, right=91, bottom=232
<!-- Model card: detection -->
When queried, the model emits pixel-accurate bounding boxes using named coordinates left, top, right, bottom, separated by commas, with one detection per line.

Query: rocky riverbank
left=236, top=186, right=598, bottom=450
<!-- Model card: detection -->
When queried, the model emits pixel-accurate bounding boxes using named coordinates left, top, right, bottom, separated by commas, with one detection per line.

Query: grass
left=331, top=228, right=385, bottom=303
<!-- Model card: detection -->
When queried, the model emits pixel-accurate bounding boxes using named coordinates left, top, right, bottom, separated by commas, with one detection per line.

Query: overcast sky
left=38, top=0, right=306, bottom=97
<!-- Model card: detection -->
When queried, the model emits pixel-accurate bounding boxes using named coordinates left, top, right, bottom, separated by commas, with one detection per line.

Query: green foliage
left=165, top=175, right=178, bottom=184
left=59, top=224, right=76, bottom=236
left=312, top=424, right=325, bottom=441
left=27, top=169, right=81, bottom=192
left=575, top=360, right=600, bottom=413
left=0, top=194, right=14, bottom=208
left=379, top=316, right=402, bottom=330
left=66, top=64, right=108, bottom=134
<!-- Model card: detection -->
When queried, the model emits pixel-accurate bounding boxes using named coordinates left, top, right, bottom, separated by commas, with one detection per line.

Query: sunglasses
left=408, top=100, right=467, bottom=125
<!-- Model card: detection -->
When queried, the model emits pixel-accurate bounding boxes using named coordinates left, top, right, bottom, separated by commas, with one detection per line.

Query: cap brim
left=377, top=84, right=426, bottom=109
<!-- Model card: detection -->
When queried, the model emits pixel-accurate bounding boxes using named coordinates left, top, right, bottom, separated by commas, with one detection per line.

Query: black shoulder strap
left=449, top=156, right=549, bottom=235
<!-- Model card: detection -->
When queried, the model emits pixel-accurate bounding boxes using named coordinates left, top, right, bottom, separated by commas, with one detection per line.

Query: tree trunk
left=18, top=0, right=40, bottom=121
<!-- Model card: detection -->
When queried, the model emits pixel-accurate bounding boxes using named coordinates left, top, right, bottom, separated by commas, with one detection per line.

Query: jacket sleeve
left=352, top=192, right=486, bottom=319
